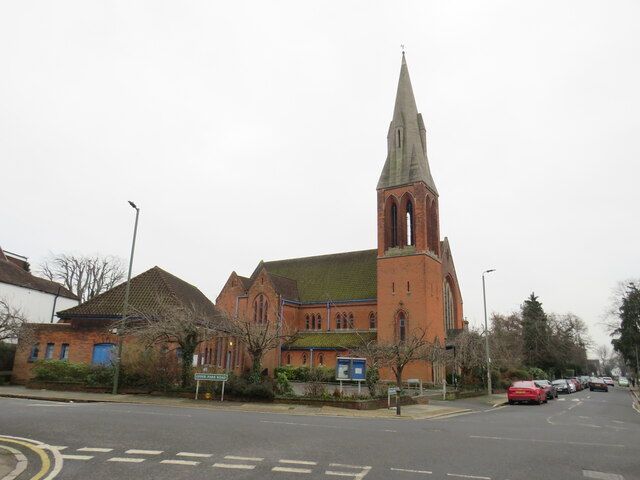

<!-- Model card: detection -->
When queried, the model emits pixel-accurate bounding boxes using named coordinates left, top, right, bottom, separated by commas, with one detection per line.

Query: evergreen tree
left=521, top=293, right=552, bottom=369
left=612, top=283, right=640, bottom=380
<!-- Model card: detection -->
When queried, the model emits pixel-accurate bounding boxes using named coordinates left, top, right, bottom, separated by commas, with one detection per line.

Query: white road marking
left=326, top=464, right=372, bottom=479
left=77, top=447, right=113, bottom=452
left=61, top=454, right=94, bottom=460
left=161, top=459, right=200, bottom=466
left=613, top=420, right=625, bottom=424
left=391, top=467, right=433, bottom=474
left=583, top=470, right=624, bottom=480
left=280, top=459, right=318, bottom=465
left=224, top=455, right=264, bottom=461
left=49, top=446, right=67, bottom=450
left=447, top=474, right=491, bottom=480
left=273, top=466, right=313, bottom=473
left=470, top=435, right=624, bottom=448
left=177, top=451, right=213, bottom=458
left=125, top=449, right=162, bottom=455
left=108, top=457, right=146, bottom=463
left=213, top=463, right=255, bottom=469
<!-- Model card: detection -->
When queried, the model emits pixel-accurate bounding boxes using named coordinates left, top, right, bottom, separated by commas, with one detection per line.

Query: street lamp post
left=482, top=269, right=496, bottom=396
left=112, top=201, right=140, bottom=395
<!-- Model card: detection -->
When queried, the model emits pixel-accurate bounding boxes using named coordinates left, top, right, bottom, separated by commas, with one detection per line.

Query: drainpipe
left=50, top=285, right=61, bottom=323
left=278, top=296, right=284, bottom=367
left=310, top=348, right=314, bottom=368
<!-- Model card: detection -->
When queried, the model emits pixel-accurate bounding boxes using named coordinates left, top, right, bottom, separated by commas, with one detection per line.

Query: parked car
left=618, top=377, right=630, bottom=387
left=508, top=381, right=547, bottom=405
left=567, top=378, right=581, bottom=391
left=602, top=377, right=615, bottom=387
left=588, top=377, right=609, bottom=392
left=534, top=379, right=558, bottom=399
left=552, top=379, right=573, bottom=394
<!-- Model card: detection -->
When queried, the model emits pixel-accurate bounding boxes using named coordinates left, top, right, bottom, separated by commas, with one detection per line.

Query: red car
left=508, top=381, right=547, bottom=405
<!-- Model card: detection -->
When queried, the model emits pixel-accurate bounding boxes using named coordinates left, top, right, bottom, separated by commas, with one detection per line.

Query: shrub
left=31, top=360, right=91, bottom=382
left=498, top=379, right=512, bottom=390
left=366, top=368, right=379, bottom=396
left=506, top=369, right=530, bottom=380
left=244, top=383, right=275, bottom=400
left=528, top=367, right=547, bottom=380
left=304, top=381, right=327, bottom=397
left=275, top=371, right=292, bottom=395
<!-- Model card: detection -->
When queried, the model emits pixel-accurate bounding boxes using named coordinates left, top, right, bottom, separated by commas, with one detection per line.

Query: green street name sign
left=194, top=373, right=228, bottom=381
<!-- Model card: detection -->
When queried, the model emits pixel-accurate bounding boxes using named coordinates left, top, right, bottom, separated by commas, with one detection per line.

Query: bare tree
left=218, top=308, right=289, bottom=381
left=450, top=327, right=486, bottom=381
left=128, top=298, right=221, bottom=388
left=355, top=328, right=437, bottom=389
left=0, top=297, right=34, bottom=345
left=39, top=253, right=125, bottom=302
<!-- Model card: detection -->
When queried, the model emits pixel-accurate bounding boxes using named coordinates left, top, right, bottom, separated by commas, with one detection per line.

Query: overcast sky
left=2, top=1, right=639, bottom=354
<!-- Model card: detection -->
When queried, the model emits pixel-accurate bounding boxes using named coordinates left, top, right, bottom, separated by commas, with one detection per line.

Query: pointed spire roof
left=377, top=54, right=438, bottom=194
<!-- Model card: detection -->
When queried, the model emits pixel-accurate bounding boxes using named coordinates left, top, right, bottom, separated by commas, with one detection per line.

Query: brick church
left=12, top=54, right=463, bottom=385
left=215, top=53, right=464, bottom=383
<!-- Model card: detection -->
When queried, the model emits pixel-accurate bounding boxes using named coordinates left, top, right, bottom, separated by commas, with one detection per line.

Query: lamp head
left=483, top=269, right=496, bottom=274
left=128, top=201, right=138, bottom=210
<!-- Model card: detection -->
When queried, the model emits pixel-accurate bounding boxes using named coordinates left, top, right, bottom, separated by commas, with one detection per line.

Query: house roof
left=58, top=266, right=218, bottom=319
left=251, top=249, right=377, bottom=302
left=285, top=331, right=377, bottom=349
left=0, top=247, right=78, bottom=300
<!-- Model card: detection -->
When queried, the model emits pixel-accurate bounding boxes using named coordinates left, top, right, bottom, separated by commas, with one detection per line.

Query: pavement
left=0, top=384, right=508, bottom=479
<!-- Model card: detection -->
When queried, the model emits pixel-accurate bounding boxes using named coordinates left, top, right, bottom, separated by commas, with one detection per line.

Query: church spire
left=377, top=54, right=438, bottom=195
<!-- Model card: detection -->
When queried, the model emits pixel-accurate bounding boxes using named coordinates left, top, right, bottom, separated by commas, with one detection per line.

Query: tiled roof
left=268, top=274, right=299, bottom=301
left=251, top=249, right=377, bottom=302
left=58, top=266, right=218, bottom=319
left=285, top=331, right=377, bottom=349
left=0, top=254, right=78, bottom=300
left=237, top=275, right=252, bottom=291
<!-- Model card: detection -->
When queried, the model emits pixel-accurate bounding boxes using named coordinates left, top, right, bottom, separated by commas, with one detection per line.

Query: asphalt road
left=0, top=386, right=638, bottom=480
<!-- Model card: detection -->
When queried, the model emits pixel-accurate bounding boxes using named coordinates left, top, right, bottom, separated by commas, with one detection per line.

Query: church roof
left=251, top=249, right=377, bottom=303
left=377, top=54, right=438, bottom=194
left=58, top=266, right=218, bottom=319
left=0, top=247, right=78, bottom=300
left=285, top=331, right=377, bottom=349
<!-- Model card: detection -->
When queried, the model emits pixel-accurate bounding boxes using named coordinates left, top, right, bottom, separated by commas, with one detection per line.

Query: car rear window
left=511, top=381, right=532, bottom=388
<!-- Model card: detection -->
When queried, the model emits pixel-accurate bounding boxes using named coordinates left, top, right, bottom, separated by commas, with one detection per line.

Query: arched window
left=311, top=314, right=316, bottom=330
left=406, top=200, right=414, bottom=246
left=254, top=294, right=269, bottom=323
left=391, top=203, right=398, bottom=247
left=336, top=313, right=341, bottom=329
left=369, top=312, right=376, bottom=329
left=427, top=198, right=439, bottom=255
left=302, top=353, right=307, bottom=365
left=263, top=299, right=269, bottom=323
left=396, top=128, right=402, bottom=148
left=319, top=354, right=324, bottom=366
left=258, top=296, right=264, bottom=323
left=398, top=312, right=406, bottom=342
left=316, top=314, right=322, bottom=330
left=287, top=353, right=291, bottom=365
left=305, top=315, right=310, bottom=330
left=348, top=313, right=354, bottom=329
left=444, top=280, right=455, bottom=331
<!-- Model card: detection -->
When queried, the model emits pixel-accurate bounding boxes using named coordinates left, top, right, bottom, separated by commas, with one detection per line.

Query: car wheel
left=536, top=396, right=542, bottom=405
left=509, top=399, right=514, bottom=405
left=590, top=387, right=594, bottom=391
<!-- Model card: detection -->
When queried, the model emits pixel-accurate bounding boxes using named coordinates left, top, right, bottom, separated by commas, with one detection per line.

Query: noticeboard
left=335, top=357, right=367, bottom=381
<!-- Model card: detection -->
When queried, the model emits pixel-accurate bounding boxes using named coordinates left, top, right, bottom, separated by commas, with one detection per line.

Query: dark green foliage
left=527, top=367, right=547, bottom=380
left=612, top=283, right=640, bottom=378
left=274, top=366, right=334, bottom=382
left=220, top=373, right=275, bottom=399
left=31, top=360, right=113, bottom=386
left=521, top=293, right=552, bottom=369
left=0, top=342, right=16, bottom=371
left=505, top=369, right=530, bottom=380
left=275, top=371, right=293, bottom=395
left=365, top=368, right=380, bottom=396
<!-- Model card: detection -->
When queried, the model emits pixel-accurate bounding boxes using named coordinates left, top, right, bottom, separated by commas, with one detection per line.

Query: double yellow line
left=0, top=437, right=51, bottom=480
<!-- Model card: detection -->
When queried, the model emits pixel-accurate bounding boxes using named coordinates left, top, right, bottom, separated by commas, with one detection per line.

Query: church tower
left=376, top=54, right=445, bottom=381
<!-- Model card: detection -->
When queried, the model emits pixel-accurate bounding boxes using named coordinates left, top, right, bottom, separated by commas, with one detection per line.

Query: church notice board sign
left=335, top=357, right=367, bottom=381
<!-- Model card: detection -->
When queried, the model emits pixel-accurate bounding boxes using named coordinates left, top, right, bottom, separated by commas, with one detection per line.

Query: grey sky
left=2, top=1, right=639, bottom=353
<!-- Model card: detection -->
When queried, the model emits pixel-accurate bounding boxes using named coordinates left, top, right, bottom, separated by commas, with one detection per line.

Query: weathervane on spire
left=400, top=44, right=405, bottom=55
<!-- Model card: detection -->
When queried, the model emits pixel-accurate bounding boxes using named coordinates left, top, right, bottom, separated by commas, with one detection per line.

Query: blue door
left=92, top=343, right=116, bottom=365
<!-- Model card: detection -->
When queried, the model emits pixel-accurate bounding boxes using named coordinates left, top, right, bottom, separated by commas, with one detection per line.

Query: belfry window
left=391, top=203, right=398, bottom=247
left=396, top=128, right=402, bottom=148
left=406, top=200, right=414, bottom=246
